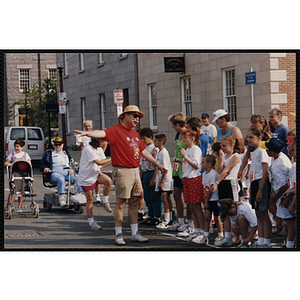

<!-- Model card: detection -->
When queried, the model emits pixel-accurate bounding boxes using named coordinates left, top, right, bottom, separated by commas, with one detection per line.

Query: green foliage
left=17, top=74, right=58, bottom=132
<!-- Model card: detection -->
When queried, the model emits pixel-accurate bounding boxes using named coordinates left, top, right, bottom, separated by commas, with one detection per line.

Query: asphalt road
left=3, top=152, right=290, bottom=251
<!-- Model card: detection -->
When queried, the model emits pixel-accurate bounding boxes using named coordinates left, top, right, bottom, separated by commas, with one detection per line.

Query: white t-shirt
left=202, top=124, right=217, bottom=139
left=181, top=145, right=202, bottom=179
left=155, top=147, right=173, bottom=192
left=268, top=153, right=293, bottom=219
left=76, top=135, right=91, bottom=147
left=202, top=169, right=219, bottom=201
left=223, top=153, right=241, bottom=180
left=249, top=147, right=271, bottom=182
left=230, top=202, right=257, bottom=228
left=140, top=143, right=158, bottom=172
left=78, top=144, right=101, bottom=186
left=288, top=162, right=296, bottom=191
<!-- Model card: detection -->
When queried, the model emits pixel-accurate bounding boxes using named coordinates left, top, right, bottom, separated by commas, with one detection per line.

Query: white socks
left=102, top=196, right=109, bottom=203
left=131, top=224, right=138, bottom=236
left=88, top=218, right=95, bottom=225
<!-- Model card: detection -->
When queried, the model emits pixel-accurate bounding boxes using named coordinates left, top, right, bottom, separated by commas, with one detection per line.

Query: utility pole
left=57, top=66, right=67, bottom=151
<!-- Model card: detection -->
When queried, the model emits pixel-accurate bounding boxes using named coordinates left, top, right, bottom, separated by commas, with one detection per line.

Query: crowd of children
left=138, top=109, right=297, bottom=248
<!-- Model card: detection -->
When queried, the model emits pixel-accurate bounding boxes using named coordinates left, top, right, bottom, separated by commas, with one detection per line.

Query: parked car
left=5, top=126, right=46, bottom=162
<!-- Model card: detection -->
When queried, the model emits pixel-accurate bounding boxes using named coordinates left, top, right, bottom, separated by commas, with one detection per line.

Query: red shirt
left=104, top=124, right=146, bottom=168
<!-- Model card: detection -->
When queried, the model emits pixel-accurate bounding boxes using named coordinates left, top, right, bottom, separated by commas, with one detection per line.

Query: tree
left=17, top=74, right=58, bottom=134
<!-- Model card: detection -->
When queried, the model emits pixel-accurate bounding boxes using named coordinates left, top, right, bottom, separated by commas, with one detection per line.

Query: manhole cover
left=5, top=232, right=43, bottom=239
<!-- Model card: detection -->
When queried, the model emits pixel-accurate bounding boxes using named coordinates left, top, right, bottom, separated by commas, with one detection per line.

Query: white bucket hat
left=211, top=109, right=228, bottom=123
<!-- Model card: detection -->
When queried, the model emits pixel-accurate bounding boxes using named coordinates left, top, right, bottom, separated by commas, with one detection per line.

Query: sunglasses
left=54, top=143, right=62, bottom=146
left=129, top=113, right=140, bottom=119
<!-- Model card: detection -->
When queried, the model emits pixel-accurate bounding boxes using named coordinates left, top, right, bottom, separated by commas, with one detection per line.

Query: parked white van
left=5, top=126, right=46, bottom=162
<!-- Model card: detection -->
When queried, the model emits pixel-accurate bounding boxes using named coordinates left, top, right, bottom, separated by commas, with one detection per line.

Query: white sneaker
left=168, top=221, right=181, bottom=231
left=177, top=226, right=195, bottom=237
left=89, top=221, right=102, bottom=230
left=156, top=220, right=169, bottom=229
left=186, top=232, right=198, bottom=241
left=59, top=195, right=66, bottom=206
left=178, top=222, right=189, bottom=232
left=192, top=234, right=207, bottom=244
left=96, top=195, right=101, bottom=204
left=102, top=202, right=112, bottom=212
left=214, top=236, right=233, bottom=246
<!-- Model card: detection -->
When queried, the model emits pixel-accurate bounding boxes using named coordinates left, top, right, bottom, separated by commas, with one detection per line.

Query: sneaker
left=131, top=232, right=149, bottom=243
left=95, top=195, right=101, bottom=204
left=214, top=236, right=233, bottom=246
left=261, top=243, right=272, bottom=249
left=156, top=220, right=169, bottom=229
left=102, top=202, right=112, bottom=212
left=251, top=243, right=263, bottom=248
left=177, top=222, right=189, bottom=232
left=192, top=235, right=208, bottom=245
left=89, top=221, right=102, bottom=230
left=115, top=233, right=126, bottom=245
left=186, top=232, right=199, bottom=241
left=140, top=217, right=151, bottom=225
left=178, top=226, right=195, bottom=237
left=236, top=242, right=251, bottom=248
left=138, top=212, right=146, bottom=221
left=59, top=195, right=66, bottom=206
left=147, top=217, right=160, bottom=226
left=168, top=221, right=181, bottom=231
left=209, top=225, right=214, bottom=234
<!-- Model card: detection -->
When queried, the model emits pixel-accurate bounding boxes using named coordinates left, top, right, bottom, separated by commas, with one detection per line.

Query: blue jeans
left=51, top=172, right=83, bottom=194
left=142, top=170, right=162, bottom=218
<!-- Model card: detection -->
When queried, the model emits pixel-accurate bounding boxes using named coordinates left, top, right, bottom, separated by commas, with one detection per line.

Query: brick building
left=4, top=53, right=57, bottom=126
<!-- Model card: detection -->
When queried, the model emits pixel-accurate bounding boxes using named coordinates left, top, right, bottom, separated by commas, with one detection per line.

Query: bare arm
left=73, top=129, right=106, bottom=139
left=232, top=126, right=245, bottom=153
left=93, top=158, right=111, bottom=166
left=141, top=149, right=167, bottom=174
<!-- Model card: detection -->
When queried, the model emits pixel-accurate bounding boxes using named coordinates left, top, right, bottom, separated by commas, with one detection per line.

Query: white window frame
left=79, top=53, right=85, bottom=72
left=63, top=54, right=69, bottom=77
left=181, top=77, right=192, bottom=118
left=223, top=68, right=237, bottom=124
left=19, top=69, right=31, bottom=92
left=81, top=97, right=87, bottom=127
left=48, top=69, right=57, bottom=79
left=148, top=83, right=157, bottom=129
left=99, top=93, right=106, bottom=129
left=118, top=53, right=128, bottom=60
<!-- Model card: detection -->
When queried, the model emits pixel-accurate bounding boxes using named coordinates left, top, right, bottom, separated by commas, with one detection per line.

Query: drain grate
left=5, top=232, right=43, bottom=239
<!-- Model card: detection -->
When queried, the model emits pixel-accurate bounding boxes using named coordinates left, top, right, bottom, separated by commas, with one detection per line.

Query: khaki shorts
left=112, top=166, right=143, bottom=199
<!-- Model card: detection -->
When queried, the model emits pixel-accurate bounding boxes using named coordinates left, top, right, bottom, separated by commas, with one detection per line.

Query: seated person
left=5, top=139, right=31, bottom=208
left=39, top=137, right=82, bottom=206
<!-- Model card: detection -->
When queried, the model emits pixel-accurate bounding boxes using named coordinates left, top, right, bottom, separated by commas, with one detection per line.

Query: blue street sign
left=245, top=71, right=256, bottom=85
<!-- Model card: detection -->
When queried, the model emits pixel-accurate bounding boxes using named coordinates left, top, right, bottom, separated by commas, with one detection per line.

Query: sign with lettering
left=114, top=89, right=123, bottom=104
left=245, top=71, right=256, bottom=85
left=164, top=57, right=185, bottom=73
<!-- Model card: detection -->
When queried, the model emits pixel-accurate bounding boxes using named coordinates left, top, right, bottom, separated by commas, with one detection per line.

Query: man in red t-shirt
left=74, top=105, right=167, bottom=245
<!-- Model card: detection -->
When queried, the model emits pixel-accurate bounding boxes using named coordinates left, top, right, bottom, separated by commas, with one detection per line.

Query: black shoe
left=138, top=212, right=146, bottom=221
left=140, top=217, right=151, bottom=225
left=147, top=217, right=160, bottom=226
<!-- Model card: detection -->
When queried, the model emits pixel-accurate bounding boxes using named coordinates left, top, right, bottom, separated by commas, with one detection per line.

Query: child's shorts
left=173, top=175, right=183, bottom=189
left=182, top=176, right=203, bottom=204
left=82, top=181, right=97, bottom=192
left=206, top=201, right=221, bottom=217
left=218, top=179, right=239, bottom=202
left=250, top=179, right=270, bottom=212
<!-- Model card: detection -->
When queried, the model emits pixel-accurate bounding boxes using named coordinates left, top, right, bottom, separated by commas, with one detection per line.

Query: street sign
left=59, top=101, right=66, bottom=114
left=117, top=103, right=123, bottom=117
left=245, top=71, right=256, bottom=85
left=114, top=89, right=123, bottom=104
left=46, top=103, right=59, bottom=113
left=59, top=92, right=67, bottom=101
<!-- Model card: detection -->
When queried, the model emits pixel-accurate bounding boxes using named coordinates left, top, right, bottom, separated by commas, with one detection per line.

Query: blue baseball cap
left=259, top=138, right=284, bottom=153
left=201, top=113, right=210, bottom=119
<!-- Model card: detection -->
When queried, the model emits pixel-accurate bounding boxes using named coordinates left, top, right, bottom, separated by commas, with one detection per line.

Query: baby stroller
left=42, top=158, right=86, bottom=214
left=5, top=160, right=39, bottom=219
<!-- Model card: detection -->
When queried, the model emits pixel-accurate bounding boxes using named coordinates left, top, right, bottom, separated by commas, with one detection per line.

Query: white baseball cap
left=212, top=109, right=228, bottom=123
